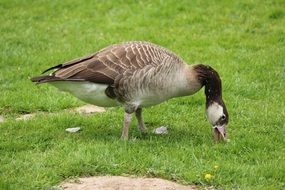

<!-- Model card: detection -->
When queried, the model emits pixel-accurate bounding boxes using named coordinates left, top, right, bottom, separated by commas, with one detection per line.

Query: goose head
left=194, top=64, right=229, bottom=142
left=206, top=99, right=229, bottom=142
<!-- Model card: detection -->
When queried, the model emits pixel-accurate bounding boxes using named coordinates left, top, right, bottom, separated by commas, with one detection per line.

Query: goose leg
left=135, top=108, right=147, bottom=133
left=121, top=112, right=132, bottom=140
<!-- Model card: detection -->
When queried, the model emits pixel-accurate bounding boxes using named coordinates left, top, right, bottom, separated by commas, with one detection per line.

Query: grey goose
left=31, top=41, right=229, bottom=141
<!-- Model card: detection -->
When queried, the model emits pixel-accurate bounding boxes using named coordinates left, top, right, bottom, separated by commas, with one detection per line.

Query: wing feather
left=35, top=41, right=184, bottom=86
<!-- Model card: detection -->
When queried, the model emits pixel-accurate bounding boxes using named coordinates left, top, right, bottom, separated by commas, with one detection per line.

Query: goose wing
left=35, top=41, right=183, bottom=85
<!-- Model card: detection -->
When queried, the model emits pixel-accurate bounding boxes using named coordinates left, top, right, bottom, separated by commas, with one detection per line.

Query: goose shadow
left=77, top=121, right=210, bottom=146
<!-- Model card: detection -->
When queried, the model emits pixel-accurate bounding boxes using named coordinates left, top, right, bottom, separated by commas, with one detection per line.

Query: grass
left=0, top=0, right=284, bottom=189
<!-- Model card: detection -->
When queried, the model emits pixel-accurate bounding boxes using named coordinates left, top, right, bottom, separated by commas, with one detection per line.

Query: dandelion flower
left=204, top=173, right=213, bottom=181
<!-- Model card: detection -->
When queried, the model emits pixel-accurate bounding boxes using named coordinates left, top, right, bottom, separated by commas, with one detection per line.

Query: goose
left=31, top=41, right=229, bottom=141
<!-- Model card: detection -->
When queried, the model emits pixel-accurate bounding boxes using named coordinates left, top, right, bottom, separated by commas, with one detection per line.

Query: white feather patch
left=206, top=102, right=223, bottom=125
left=50, top=81, right=119, bottom=107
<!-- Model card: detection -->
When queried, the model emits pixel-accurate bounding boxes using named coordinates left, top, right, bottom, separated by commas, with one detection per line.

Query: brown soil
left=60, top=176, right=196, bottom=190
left=75, top=105, right=105, bottom=114
left=12, top=104, right=105, bottom=122
left=15, top=113, right=35, bottom=121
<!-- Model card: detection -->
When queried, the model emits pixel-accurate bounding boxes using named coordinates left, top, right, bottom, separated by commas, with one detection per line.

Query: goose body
left=31, top=41, right=229, bottom=141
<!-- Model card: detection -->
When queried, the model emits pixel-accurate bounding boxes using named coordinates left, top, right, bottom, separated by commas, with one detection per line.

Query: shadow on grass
left=79, top=120, right=208, bottom=146
left=0, top=111, right=211, bottom=156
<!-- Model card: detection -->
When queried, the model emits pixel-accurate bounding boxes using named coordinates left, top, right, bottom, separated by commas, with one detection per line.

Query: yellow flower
left=214, top=165, right=219, bottom=169
left=204, top=173, right=213, bottom=181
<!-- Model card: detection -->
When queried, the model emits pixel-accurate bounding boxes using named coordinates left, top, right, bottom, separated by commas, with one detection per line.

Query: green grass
left=0, top=0, right=284, bottom=189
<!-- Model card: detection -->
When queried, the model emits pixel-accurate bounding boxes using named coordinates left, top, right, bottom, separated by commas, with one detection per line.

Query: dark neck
left=194, top=64, right=222, bottom=105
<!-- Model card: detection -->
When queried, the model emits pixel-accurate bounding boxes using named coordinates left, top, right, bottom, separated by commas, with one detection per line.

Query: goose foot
left=135, top=108, right=148, bottom=134
left=139, top=124, right=148, bottom=133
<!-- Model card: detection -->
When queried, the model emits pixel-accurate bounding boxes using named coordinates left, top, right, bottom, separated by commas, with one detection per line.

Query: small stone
left=75, top=105, right=105, bottom=114
left=153, top=126, right=168, bottom=134
left=65, top=127, right=81, bottom=133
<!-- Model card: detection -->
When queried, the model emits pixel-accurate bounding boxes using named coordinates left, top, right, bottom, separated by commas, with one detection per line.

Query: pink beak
left=213, top=125, right=227, bottom=142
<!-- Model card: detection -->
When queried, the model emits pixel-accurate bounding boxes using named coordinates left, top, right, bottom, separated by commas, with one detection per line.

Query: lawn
left=0, top=0, right=284, bottom=189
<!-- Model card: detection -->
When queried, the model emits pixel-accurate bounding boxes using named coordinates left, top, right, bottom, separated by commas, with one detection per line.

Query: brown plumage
left=31, top=41, right=229, bottom=141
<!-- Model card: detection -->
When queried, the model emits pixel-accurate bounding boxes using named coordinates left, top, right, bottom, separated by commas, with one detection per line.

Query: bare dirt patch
left=15, top=113, right=35, bottom=121
left=11, top=104, right=105, bottom=122
left=74, top=105, right=105, bottom=114
left=60, top=176, right=196, bottom=190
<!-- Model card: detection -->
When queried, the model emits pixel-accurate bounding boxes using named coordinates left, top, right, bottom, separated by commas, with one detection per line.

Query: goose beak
left=213, top=125, right=227, bottom=142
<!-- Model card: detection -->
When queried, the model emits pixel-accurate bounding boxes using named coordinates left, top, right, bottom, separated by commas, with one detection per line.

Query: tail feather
left=30, top=75, right=60, bottom=83
left=30, top=75, right=84, bottom=84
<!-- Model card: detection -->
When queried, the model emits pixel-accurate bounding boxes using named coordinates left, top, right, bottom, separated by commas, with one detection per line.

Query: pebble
left=153, top=126, right=168, bottom=134
left=65, top=127, right=81, bottom=133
